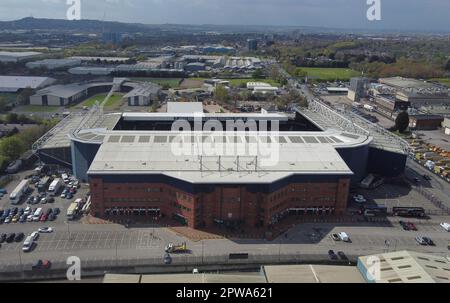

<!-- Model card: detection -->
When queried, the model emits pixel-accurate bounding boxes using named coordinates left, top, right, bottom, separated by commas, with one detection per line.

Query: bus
left=9, top=180, right=30, bottom=204
left=66, top=202, right=79, bottom=220
left=393, top=207, right=426, bottom=218
left=360, top=206, right=388, bottom=217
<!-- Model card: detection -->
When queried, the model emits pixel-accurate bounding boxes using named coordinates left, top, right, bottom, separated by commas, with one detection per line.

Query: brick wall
left=90, top=177, right=350, bottom=230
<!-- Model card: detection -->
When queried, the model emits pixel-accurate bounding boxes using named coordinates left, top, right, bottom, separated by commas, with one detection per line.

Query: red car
left=32, top=260, right=51, bottom=270
left=407, top=222, right=417, bottom=231
left=39, top=214, right=47, bottom=222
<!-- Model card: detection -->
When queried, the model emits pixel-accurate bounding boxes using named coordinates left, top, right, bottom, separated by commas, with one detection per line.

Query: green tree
left=214, top=85, right=230, bottom=103
left=0, top=96, right=9, bottom=113
left=0, top=137, right=26, bottom=161
left=5, top=113, right=18, bottom=124
left=252, top=69, right=264, bottom=79
left=17, top=87, right=34, bottom=105
left=395, top=111, right=410, bottom=133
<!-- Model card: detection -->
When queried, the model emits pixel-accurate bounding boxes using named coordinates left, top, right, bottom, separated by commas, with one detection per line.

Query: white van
left=22, top=236, right=34, bottom=252
left=440, top=222, right=450, bottom=232
left=33, top=208, right=43, bottom=221
left=62, top=174, right=69, bottom=183
left=338, top=232, right=350, bottom=242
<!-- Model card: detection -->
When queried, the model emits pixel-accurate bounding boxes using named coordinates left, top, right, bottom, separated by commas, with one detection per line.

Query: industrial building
left=0, top=51, right=42, bottom=63
left=70, top=56, right=130, bottom=64
left=348, top=78, right=369, bottom=102
left=68, top=67, right=114, bottom=76
left=379, top=77, right=450, bottom=108
left=0, top=75, right=55, bottom=93
left=29, top=79, right=160, bottom=107
left=247, top=82, right=279, bottom=94
left=26, top=58, right=81, bottom=70
left=358, top=251, right=450, bottom=283
left=123, top=83, right=162, bottom=106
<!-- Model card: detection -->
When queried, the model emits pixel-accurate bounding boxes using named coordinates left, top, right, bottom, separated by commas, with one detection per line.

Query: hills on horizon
left=0, top=17, right=446, bottom=36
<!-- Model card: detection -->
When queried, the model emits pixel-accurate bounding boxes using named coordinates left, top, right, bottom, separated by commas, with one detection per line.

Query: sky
left=0, top=0, right=449, bottom=31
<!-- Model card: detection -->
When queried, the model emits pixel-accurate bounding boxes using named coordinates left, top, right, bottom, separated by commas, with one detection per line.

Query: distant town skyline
left=0, top=0, right=449, bottom=32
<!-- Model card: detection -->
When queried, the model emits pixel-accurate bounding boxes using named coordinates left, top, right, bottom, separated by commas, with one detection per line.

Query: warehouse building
left=30, top=83, right=91, bottom=106
left=26, top=58, right=81, bottom=70
left=0, top=75, right=55, bottom=93
left=0, top=51, right=42, bottom=63
left=379, top=77, right=450, bottom=108
left=68, top=67, right=114, bottom=76
left=358, top=251, right=450, bottom=283
left=123, top=83, right=162, bottom=106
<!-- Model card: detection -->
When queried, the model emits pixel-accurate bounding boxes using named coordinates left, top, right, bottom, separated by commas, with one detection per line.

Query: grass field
left=76, top=93, right=125, bottom=109
left=19, top=105, right=59, bottom=112
left=297, top=67, right=360, bottom=81
left=130, top=78, right=182, bottom=88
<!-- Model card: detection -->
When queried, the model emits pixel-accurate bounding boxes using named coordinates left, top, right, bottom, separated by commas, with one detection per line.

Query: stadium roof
left=0, top=76, right=55, bottom=92
left=167, top=102, right=204, bottom=114
left=87, top=129, right=371, bottom=183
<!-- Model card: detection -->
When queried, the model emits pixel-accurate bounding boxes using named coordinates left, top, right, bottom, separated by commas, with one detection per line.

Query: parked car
left=66, top=193, right=74, bottom=200
left=338, top=251, right=348, bottom=261
left=53, top=208, right=60, bottom=215
left=331, top=234, right=340, bottom=241
left=39, top=214, right=47, bottom=222
left=4, top=216, right=12, bottom=224
left=6, top=233, right=15, bottom=243
left=32, top=260, right=51, bottom=270
left=415, top=236, right=427, bottom=245
left=0, top=233, right=6, bottom=243
left=163, top=253, right=172, bottom=265
left=328, top=250, right=338, bottom=260
left=407, top=222, right=417, bottom=231
left=14, top=233, right=24, bottom=242
left=400, top=221, right=410, bottom=231
left=38, top=227, right=53, bottom=233
left=352, top=195, right=367, bottom=204
left=12, top=214, right=20, bottom=223
left=30, top=232, right=39, bottom=241
left=19, top=215, right=26, bottom=223
left=48, top=214, right=56, bottom=221
left=423, top=237, right=435, bottom=246
left=47, top=197, right=55, bottom=204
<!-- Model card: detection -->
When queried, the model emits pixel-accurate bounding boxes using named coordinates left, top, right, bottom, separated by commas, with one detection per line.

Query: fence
left=0, top=252, right=357, bottom=281
left=414, top=186, right=450, bottom=215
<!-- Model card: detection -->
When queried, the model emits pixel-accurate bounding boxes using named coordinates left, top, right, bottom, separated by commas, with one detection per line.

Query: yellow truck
left=164, top=242, right=188, bottom=254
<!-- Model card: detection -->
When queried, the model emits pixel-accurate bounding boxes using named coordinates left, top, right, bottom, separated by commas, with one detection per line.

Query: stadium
left=33, top=97, right=409, bottom=230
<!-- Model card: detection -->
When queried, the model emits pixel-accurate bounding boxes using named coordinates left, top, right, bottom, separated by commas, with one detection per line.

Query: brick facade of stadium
left=89, top=175, right=350, bottom=229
